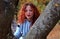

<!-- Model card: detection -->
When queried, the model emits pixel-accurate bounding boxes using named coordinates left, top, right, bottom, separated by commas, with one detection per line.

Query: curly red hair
left=17, top=2, right=40, bottom=25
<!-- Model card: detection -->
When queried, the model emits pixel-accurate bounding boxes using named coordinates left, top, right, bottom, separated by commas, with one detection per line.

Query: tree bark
left=0, top=0, right=18, bottom=39
left=25, top=0, right=60, bottom=39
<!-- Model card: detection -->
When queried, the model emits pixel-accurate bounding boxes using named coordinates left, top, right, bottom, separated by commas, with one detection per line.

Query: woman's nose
left=27, top=11, right=30, bottom=14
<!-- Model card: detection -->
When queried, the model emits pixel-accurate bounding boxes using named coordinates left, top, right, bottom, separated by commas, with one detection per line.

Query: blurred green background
left=17, top=0, right=50, bottom=13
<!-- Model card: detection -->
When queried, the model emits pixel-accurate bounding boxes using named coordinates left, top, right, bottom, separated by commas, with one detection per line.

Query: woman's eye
left=25, top=9, right=33, bottom=12
left=25, top=10, right=27, bottom=12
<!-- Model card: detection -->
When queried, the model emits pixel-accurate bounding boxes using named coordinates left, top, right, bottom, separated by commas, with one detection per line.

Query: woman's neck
left=27, top=18, right=33, bottom=22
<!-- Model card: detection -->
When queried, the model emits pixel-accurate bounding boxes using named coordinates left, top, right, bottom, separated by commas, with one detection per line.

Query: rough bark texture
left=0, top=0, right=18, bottom=39
left=0, top=0, right=60, bottom=39
left=25, top=0, right=60, bottom=39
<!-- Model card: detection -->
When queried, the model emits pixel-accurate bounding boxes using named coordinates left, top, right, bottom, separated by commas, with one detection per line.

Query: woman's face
left=25, top=5, right=34, bottom=20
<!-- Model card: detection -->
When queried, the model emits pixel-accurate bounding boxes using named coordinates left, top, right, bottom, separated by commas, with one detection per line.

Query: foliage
left=17, top=0, right=50, bottom=13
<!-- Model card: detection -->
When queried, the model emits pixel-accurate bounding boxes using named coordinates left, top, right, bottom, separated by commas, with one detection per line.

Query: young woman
left=14, top=2, right=40, bottom=39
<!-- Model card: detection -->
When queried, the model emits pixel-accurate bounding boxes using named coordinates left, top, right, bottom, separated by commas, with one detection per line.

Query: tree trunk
left=0, top=0, right=18, bottom=39
left=25, top=0, right=60, bottom=39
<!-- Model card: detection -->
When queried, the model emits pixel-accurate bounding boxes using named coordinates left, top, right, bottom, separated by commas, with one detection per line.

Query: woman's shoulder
left=17, top=19, right=27, bottom=24
left=17, top=19, right=29, bottom=27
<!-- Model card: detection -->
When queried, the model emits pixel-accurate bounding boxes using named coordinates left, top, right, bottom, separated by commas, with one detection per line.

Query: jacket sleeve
left=13, top=24, right=23, bottom=38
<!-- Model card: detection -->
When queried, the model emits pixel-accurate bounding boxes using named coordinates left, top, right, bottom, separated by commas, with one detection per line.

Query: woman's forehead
left=26, top=5, right=31, bottom=8
left=25, top=5, right=34, bottom=10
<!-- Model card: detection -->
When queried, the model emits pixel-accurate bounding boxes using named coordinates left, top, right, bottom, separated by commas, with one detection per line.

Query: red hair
left=17, top=2, right=40, bottom=25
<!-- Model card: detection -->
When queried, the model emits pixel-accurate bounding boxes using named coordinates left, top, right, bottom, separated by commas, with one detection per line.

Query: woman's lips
left=27, top=15, right=31, bottom=16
